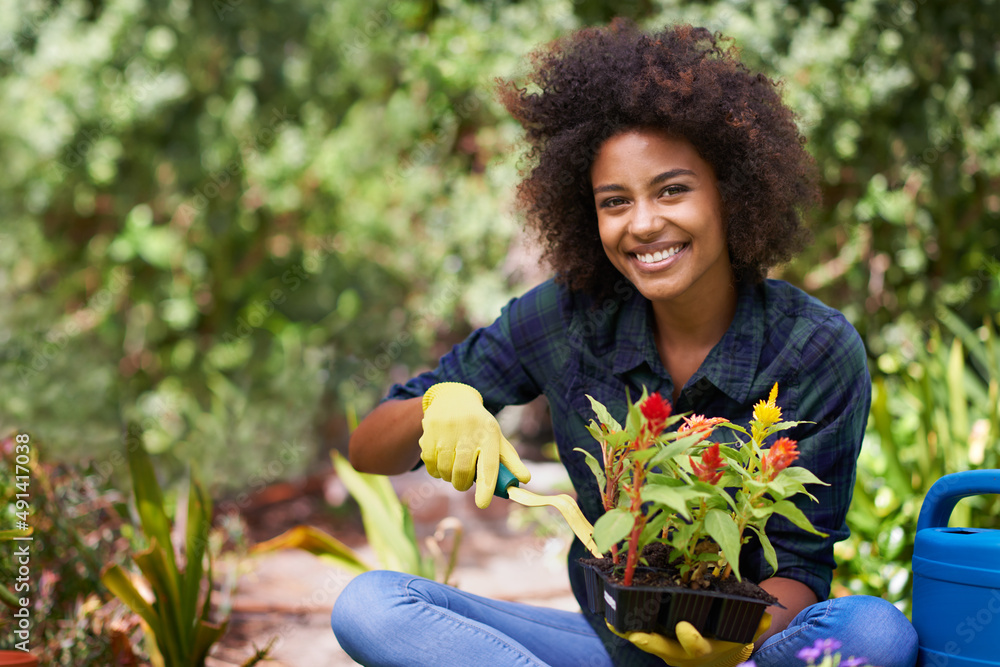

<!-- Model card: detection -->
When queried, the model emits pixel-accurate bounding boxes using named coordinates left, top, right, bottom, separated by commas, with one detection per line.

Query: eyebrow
left=592, top=168, right=697, bottom=195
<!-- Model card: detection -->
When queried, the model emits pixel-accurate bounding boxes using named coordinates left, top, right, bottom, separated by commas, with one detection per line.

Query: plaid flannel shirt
left=387, top=277, right=870, bottom=665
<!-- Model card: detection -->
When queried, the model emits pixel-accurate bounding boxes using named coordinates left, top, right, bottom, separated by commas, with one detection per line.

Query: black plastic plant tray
left=580, top=562, right=772, bottom=644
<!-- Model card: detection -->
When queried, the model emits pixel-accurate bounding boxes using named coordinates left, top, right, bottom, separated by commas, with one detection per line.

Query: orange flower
left=690, top=443, right=726, bottom=484
left=762, top=437, right=799, bottom=480
left=640, top=392, right=672, bottom=433
left=678, top=414, right=729, bottom=441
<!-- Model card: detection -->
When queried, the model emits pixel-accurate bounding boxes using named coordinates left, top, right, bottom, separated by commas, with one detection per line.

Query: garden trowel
left=494, top=464, right=602, bottom=557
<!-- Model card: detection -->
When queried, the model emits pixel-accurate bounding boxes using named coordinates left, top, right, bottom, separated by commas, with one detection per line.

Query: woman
left=332, top=20, right=918, bottom=667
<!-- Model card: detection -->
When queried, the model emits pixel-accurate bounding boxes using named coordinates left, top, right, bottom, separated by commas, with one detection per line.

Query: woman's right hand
left=420, top=382, right=531, bottom=508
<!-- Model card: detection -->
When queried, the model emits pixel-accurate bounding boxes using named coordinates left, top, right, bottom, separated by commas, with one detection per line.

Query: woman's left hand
left=607, top=614, right=770, bottom=667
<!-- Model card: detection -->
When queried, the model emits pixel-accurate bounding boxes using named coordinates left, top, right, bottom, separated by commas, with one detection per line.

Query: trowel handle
left=916, top=469, right=1000, bottom=532
left=493, top=463, right=520, bottom=499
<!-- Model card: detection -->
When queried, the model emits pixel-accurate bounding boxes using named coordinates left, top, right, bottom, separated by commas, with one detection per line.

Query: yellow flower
left=752, top=382, right=782, bottom=426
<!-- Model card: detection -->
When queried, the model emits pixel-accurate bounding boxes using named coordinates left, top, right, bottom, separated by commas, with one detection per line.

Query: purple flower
left=796, top=646, right=822, bottom=662
left=841, top=659, right=869, bottom=667
left=815, top=638, right=843, bottom=652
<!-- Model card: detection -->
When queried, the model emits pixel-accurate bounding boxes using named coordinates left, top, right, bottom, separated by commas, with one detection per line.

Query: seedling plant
left=579, top=384, right=828, bottom=589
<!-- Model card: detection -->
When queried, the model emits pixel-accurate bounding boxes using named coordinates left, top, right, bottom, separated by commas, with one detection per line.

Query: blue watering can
left=912, top=469, right=1000, bottom=667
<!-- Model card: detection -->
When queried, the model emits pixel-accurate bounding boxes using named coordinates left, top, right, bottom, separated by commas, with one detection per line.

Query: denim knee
left=331, top=570, right=405, bottom=651
left=830, top=595, right=919, bottom=666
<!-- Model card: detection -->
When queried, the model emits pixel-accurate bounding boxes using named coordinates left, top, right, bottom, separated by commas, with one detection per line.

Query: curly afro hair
left=497, top=20, right=819, bottom=299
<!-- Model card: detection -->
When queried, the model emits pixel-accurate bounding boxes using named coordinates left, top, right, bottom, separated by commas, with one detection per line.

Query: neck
left=651, top=281, right=739, bottom=349
left=651, top=281, right=739, bottom=401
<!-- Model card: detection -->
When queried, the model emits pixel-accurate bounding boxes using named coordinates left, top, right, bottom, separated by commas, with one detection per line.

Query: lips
left=631, top=243, right=688, bottom=266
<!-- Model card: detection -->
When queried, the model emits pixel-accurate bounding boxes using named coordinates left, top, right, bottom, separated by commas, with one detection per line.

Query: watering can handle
left=916, top=469, right=1000, bottom=532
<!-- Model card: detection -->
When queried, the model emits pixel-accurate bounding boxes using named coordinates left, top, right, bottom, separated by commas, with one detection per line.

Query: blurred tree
left=0, top=0, right=575, bottom=488
left=0, top=0, right=997, bottom=498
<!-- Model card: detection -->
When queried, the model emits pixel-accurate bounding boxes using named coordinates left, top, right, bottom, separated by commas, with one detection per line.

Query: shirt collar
left=611, top=282, right=764, bottom=405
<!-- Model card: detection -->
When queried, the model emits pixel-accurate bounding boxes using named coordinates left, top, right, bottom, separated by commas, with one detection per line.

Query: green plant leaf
left=770, top=500, right=827, bottom=536
left=640, top=485, right=691, bottom=519
left=762, top=420, right=809, bottom=439
left=647, top=432, right=704, bottom=468
left=182, top=469, right=211, bottom=642
left=193, top=620, right=228, bottom=665
left=776, top=467, right=829, bottom=487
left=573, top=447, right=606, bottom=490
left=587, top=394, right=622, bottom=432
left=639, top=511, right=670, bottom=545
left=592, top=508, right=634, bottom=555
left=332, top=452, right=422, bottom=574
left=748, top=524, right=778, bottom=574
left=0, top=528, right=33, bottom=540
left=252, top=526, right=372, bottom=575
left=947, top=337, right=969, bottom=451
left=719, top=422, right=750, bottom=437
left=134, top=541, right=186, bottom=661
left=127, top=440, right=178, bottom=573
left=101, top=564, right=169, bottom=657
left=704, top=509, right=742, bottom=581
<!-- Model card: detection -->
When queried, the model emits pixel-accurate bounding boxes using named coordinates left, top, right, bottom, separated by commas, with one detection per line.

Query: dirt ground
left=206, top=463, right=580, bottom=667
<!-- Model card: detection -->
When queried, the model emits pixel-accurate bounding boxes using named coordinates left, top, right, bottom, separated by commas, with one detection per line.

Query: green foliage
left=101, top=442, right=227, bottom=667
left=0, top=0, right=576, bottom=485
left=254, top=452, right=462, bottom=583
left=0, top=435, right=142, bottom=665
left=584, top=386, right=826, bottom=588
left=0, top=0, right=997, bottom=614
left=831, top=315, right=1000, bottom=612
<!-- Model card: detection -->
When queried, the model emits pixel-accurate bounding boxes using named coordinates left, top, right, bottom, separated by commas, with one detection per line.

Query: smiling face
left=591, top=128, right=733, bottom=311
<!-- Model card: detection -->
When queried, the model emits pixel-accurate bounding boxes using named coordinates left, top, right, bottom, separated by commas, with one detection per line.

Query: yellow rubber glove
left=607, top=614, right=771, bottom=667
left=419, top=382, right=531, bottom=509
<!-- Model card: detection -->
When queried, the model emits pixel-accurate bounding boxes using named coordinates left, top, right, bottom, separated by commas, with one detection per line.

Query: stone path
left=208, top=463, right=580, bottom=666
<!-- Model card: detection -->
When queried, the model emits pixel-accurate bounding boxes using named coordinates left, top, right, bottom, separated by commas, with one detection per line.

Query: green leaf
left=587, top=394, right=622, bottom=432
left=770, top=500, right=828, bottom=536
left=776, top=467, right=829, bottom=487
left=193, top=620, right=228, bottom=665
left=252, top=525, right=371, bottom=575
left=134, top=541, right=186, bottom=661
left=182, top=469, right=211, bottom=643
left=127, top=440, right=177, bottom=573
left=748, top=524, right=778, bottom=574
left=640, top=485, right=691, bottom=519
left=584, top=422, right=608, bottom=444
left=630, top=447, right=659, bottom=462
left=947, top=337, right=969, bottom=449
left=592, top=508, right=635, bottom=555
left=573, top=447, right=606, bottom=489
left=101, top=565, right=163, bottom=664
left=647, top=432, right=704, bottom=468
left=762, top=420, right=809, bottom=439
left=719, top=422, right=750, bottom=437
left=332, top=452, right=420, bottom=574
left=690, top=482, right=737, bottom=511
left=639, top=511, right=670, bottom=545
left=0, top=528, right=33, bottom=540
left=703, top=509, right=742, bottom=581
left=645, top=473, right=685, bottom=487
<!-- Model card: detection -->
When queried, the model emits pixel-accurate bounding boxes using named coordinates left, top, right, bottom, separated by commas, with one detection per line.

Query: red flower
left=690, top=443, right=726, bottom=485
left=640, top=392, right=672, bottom=433
left=762, top=437, right=799, bottom=480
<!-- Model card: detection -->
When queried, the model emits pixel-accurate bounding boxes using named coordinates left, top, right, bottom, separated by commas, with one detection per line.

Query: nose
left=629, top=199, right=667, bottom=240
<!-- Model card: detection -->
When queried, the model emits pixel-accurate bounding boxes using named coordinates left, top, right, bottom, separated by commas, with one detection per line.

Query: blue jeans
left=331, top=570, right=918, bottom=666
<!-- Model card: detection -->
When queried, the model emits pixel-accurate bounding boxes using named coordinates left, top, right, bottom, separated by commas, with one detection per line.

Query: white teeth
left=636, top=245, right=683, bottom=264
